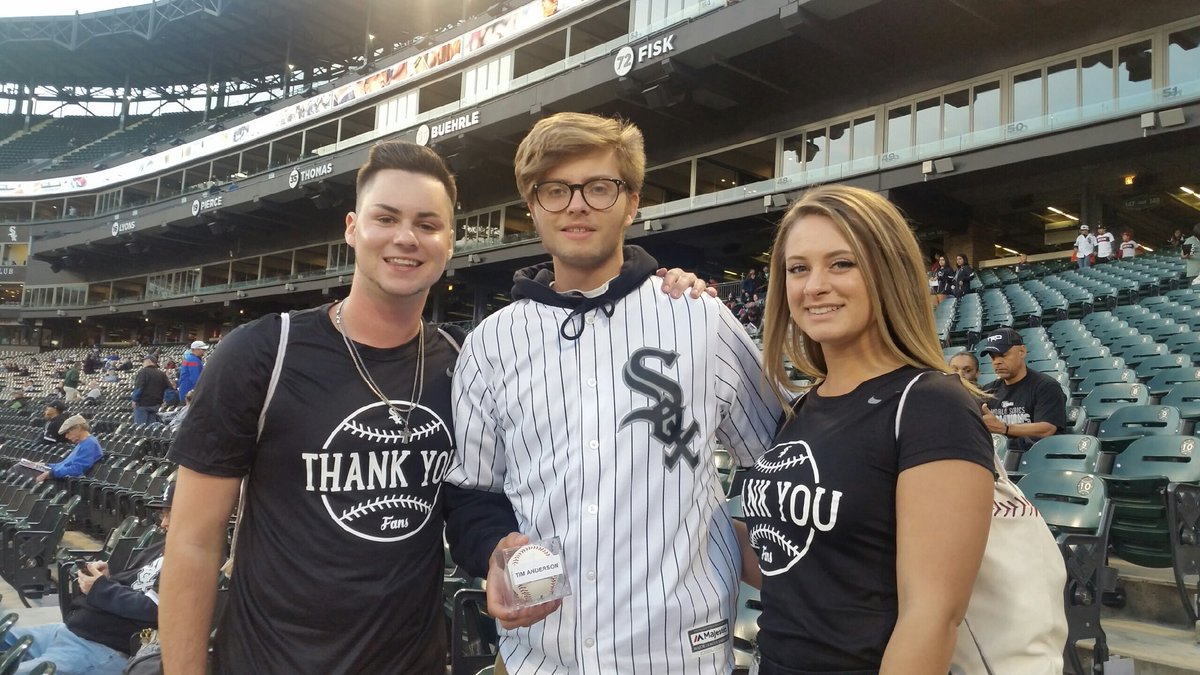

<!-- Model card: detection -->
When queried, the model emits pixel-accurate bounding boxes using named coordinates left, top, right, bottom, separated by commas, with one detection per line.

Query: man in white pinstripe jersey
left=446, top=112, right=782, bottom=674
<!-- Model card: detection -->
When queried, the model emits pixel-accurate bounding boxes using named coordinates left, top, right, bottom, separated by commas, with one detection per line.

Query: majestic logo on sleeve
left=619, top=346, right=700, bottom=470
left=742, top=441, right=843, bottom=576
left=301, top=400, right=452, bottom=543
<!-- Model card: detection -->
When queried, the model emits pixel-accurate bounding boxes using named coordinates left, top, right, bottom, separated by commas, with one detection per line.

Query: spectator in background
left=1074, top=224, right=1096, bottom=268
left=83, top=381, right=103, bottom=406
left=39, top=401, right=70, bottom=445
left=1183, top=223, right=1200, bottom=286
left=741, top=268, right=759, bottom=302
left=1013, top=253, right=1033, bottom=275
left=952, top=253, right=975, bottom=298
left=132, top=356, right=175, bottom=425
left=164, top=389, right=195, bottom=432
left=37, top=414, right=103, bottom=483
left=63, top=361, right=81, bottom=402
left=1119, top=231, right=1143, bottom=259
left=1, top=481, right=173, bottom=675
left=1094, top=224, right=1115, bottom=264
left=1168, top=228, right=1185, bottom=253
left=948, top=350, right=980, bottom=385
left=177, top=341, right=208, bottom=401
left=979, top=328, right=1066, bottom=450
left=8, top=388, right=28, bottom=411
left=933, top=254, right=954, bottom=302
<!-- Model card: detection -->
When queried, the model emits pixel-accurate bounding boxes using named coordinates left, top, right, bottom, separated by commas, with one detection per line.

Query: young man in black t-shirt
left=159, top=143, right=518, bottom=675
left=978, top=327, right=1067, bottom=450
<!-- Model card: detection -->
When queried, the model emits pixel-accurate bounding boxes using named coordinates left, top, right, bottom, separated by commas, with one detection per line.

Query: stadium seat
left=1073, top=369, right=1136, bottom=398
left=0, top=636, right=33, bottom=675
left=1018, top=436, right=1103, bottom=475
left=1018, top=469, right=1115, bottom=674
left=1104, top=435, right=1200, bottom=623
left=1096, top=405, right=1187, bottom=453
left=1065, top=405, right=1088, bottom=434
left=1107, top=334, right=1153, bottom=356
left=1073, top=356, right=1127, bottom=378
left=1165, top=331, right=1200, bottom=352
left=1160, top=381, right=1200, bottom=420
left=1121, top=343, right=1169, bottom=368
left=1144, top=366, right=1200, bottom=398
left=1079, top=383, right=1149, bottom=426
left=1028, top=358, right=1067, bottom=374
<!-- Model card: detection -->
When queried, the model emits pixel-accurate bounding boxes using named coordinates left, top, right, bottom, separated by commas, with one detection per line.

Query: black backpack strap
left=435, top=322, right=468, bottom=354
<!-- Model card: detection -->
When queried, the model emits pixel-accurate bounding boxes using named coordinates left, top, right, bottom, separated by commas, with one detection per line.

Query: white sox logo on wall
left=619, top=347, right=700, bottom=470
left=190, top=200, right=201, bottom=216
left=742, top=441, right=842, bottom=576
left=302, top=400, right=453, bottom=542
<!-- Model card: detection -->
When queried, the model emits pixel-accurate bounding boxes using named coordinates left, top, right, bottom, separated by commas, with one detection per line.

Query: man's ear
left=344, top=211, right=357, bottom=248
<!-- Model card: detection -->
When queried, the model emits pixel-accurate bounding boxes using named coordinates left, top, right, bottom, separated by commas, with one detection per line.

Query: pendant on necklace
left=388, top=407, right=412, bottom=443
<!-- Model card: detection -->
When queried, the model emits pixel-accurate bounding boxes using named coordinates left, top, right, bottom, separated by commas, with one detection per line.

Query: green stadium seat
left=1122, top=343, right=1169, bottom=368
left=1019, top=435, right=1102, bottom=475
left=1144, top=366, right=1200, bottom=398
left=1096, top=404, right=1187, bottom=453
left=1103, top=435, right=1200, bottom=623
left=1074, top=369, right=1137, bottom=398
left=1065, top=405, right=1088, bottom=434
left=1160, top=381, right=1200, bottom=420
left=1080, top=383, right=1148, bottom=425
left=1019, top=469, right=1108, bottom=536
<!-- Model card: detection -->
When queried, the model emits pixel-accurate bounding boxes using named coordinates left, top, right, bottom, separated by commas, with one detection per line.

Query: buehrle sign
left=289, top=162, right=335, bottom=189
left=415, top=110, right=481, bottom=146
left=613, top=35, right=676, bottom=77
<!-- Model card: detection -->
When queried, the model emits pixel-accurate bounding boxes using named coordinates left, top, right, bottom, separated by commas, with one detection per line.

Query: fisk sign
left=613, top=35, right=676, bottom=77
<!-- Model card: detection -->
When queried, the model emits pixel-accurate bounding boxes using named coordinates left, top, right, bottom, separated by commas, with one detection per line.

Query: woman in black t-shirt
left=737, top=185, right=994, bottom=674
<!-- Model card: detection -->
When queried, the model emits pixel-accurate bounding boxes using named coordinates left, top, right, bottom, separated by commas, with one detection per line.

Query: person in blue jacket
left=176, top=340, right=209, bottom=400
left=2, top=481, right=173, bottom=674
left=36, top=414, right=103, bottom=483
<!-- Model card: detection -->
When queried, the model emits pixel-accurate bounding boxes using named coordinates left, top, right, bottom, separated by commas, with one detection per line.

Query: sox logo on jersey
left=620, top=346, right=701, bottom=470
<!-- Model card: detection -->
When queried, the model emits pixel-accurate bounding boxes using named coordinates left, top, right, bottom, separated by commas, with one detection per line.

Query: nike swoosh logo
left=867, top=396, right=883, bottom=404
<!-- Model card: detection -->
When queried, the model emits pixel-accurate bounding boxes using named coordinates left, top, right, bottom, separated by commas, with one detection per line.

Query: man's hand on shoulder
left=655, top=268, right=718, bottom=299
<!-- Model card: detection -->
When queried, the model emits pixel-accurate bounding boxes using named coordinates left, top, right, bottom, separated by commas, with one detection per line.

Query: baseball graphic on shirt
left=746, top=440, right=842, bottom=577
left=304, top=400, right=452, bottom=543
left=506, top=543, right=562, bottom=605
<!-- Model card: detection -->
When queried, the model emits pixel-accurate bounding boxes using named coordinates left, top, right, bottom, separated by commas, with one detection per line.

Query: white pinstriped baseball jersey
left=448, top=274, right=781, bottom=675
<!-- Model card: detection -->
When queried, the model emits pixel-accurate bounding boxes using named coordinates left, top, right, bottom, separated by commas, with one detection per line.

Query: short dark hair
left=355, top=141, right=457, bottom=209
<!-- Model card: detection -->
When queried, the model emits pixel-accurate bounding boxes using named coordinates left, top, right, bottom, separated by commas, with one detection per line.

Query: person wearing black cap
left=0, top=481, right=172, bottom=674
left=132, top=356, right=175, bottom=425
left=39, top=400, right=70, bottom=444
left=978, top=327, right=1066, bottom=450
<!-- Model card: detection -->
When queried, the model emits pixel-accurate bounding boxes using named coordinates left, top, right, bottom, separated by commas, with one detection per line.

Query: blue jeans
left=133, top=406, right=160, bottom=424
left=1077, top=255, right=1091, bottom=269
left=3, top=623, right=128, bottom=675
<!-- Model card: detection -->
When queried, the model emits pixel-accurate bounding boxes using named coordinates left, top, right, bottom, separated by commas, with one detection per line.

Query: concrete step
left=1107, top=557, right=1199, bottom=627
left=1074, top=617, right=1200, bottom=674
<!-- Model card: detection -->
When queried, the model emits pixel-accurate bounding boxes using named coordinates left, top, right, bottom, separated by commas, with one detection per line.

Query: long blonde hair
left=762, top=185, right=955, bottom=409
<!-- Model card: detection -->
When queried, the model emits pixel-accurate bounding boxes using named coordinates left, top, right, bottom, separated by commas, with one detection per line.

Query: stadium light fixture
left=92, top=162, right=107, bottom=171
left=253, top=105, right=272, bottom=116
left=140, top=146, right=156, bottom=156
left=207, top=122, right=225, bottom=132
left=1047, top=206, right=1079, bottom=221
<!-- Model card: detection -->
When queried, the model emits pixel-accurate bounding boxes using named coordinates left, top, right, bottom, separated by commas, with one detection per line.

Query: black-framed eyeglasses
left=533, top=178, right=627, bottom=212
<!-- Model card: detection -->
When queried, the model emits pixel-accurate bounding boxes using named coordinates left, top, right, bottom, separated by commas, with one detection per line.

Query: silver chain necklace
left=333, top=299, right=425, bottom=443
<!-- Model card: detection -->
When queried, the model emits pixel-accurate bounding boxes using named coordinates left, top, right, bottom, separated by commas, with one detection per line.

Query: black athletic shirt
left=170, top=305, right=489, bottom=675
left=982, top=368, right=1068, bottom=451
left=740, top=367, right=992, bottom=674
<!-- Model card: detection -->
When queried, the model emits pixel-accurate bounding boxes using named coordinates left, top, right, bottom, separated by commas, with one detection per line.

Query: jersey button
left=585, top=315, right=595, bottom=325
left=586, top=377, right=597, bottom=387
left=584, top=637, right=595, bottom=648
left=588, top=440, right=599, bottom=450
left=586, top=504, right=598, bottom=515
left=586, top=569, right=597, bottom=581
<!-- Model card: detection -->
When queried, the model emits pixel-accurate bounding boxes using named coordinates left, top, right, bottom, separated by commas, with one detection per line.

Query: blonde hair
left=762, top=185, right=958, bottom=408
left=513, top=112, right=645, bottom=201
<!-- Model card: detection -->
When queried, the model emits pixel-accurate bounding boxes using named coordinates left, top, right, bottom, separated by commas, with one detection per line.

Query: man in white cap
left=177, top=340, right=208, bottom=401
left=1073, top=224, right=1096, bottom=269
left=36, top=414, right=104, bottom=483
